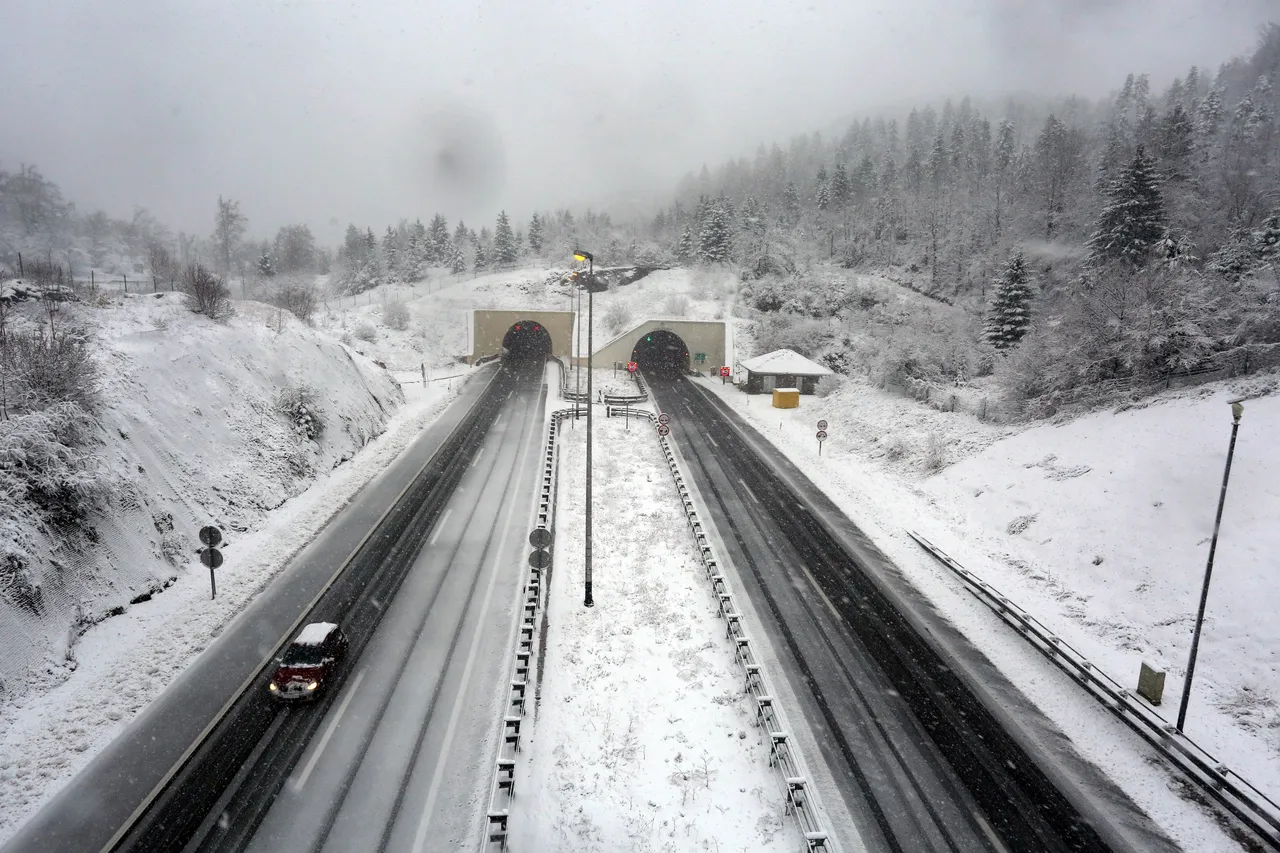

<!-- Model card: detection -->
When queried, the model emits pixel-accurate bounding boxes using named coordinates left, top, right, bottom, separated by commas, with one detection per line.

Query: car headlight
left=306, top=681, right=318, bottom=691
left=269, top=683, right=278, bottom=691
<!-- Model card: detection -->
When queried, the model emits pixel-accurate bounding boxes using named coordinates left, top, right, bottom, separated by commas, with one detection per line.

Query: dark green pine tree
left=427, top=214, right=451, bottom=263
left=474, top=239, right=489, bottom=273
left=453, top=220, right=469, bottom=246
left=493, top=210, right=518, bottom=266
left=528, top=212, right=544, bottom=254
left=448, top=240, right=467, bottom=274
left=985, top=250, right=1034, bottom=351
left=676, top=225, right=694, bottom=262
left=698, top=201, right=732, bottom=263
left=257, top=251, right=274, bottom=277
left=1087, top=145, right=1167, bottom=267
left=830, top=162, right=851, bottom=207
left=782, top=181, right=801, bottom=224
left=383, top=226, right=399, bottom=281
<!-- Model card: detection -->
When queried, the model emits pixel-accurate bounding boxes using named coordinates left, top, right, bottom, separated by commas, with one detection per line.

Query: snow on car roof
left=294, top=622, right=339, bottom=645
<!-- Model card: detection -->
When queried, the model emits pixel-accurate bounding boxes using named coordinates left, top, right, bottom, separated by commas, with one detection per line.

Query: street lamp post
left=574, top=249, right=595, bottom=608
left=574, top=274, right=582, bottom=429
left=1176, top=398, right=1245, bottom=732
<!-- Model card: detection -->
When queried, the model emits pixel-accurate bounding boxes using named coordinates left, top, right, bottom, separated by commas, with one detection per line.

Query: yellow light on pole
left=573, top=252, right=589, bottom=263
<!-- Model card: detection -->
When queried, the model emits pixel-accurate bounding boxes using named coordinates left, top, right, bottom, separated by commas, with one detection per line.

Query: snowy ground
left=510, top=410, right=803, bottom=853
left=6, top=260, right=1275, bottom=851
left=698, top=368, right=1280, bottom=852
left=0, top=361, right=466, bottom=842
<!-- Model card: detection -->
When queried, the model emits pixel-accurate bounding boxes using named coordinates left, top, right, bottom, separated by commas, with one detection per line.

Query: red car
left=268, top=622, right=348, bottom=702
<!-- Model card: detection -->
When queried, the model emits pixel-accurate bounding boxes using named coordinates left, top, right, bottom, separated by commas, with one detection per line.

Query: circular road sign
left=200, top=547, right=224, bottom=569
left=199, top=525, right=222, bottom=547
left=627, top=361, right=638, bottom=373
left=817, top=419, right=828, bottom=431
left=529, top=528, right=552, bottom=549
left=657, top=424, right=671, bottom=437
left=657, top=413, right=670, bottom=425
left=816, top=430, right=828, bottom=441
left=719, top=366, right=731, bottom=377
left=528, top=549, right=552, bottom=570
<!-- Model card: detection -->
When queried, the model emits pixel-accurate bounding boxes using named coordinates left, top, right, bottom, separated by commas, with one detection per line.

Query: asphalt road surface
left=3, top=359, right=548, bottom=853
left=648, top=372, right=1178, bottom=853
left=235, top=359, right=547, bottom=853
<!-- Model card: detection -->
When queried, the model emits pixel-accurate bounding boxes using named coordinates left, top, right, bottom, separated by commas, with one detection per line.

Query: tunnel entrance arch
left=631, top=329, right=690, bottom=375
left=502, top=320, right=553, bottom=361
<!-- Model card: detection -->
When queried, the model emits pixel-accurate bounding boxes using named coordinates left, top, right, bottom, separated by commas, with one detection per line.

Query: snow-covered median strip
left=510, top=413, right=804, bottom=852
left=0, top=375, right=465, bottom=843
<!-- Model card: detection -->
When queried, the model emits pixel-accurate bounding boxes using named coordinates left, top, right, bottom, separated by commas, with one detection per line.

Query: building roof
left=739, top=348, right=833, bottom=376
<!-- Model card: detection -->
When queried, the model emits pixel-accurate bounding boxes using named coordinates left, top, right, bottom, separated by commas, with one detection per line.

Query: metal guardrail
left=640, top=404, right=832, bottom=852
left=908, top=530, right=1280, bottom=851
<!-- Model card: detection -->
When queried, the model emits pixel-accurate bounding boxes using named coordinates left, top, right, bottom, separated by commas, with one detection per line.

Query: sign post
left=198, top=525, right=223, bottom=599
left=719, top=366, right=730, bottom=385
left=816, top=426, right=828, bottom=456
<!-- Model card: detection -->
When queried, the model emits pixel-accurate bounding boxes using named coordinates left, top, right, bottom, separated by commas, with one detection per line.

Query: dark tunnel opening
left=632, top=329, right=690, bottom=375
left=502, top=320, right=553, bottom=361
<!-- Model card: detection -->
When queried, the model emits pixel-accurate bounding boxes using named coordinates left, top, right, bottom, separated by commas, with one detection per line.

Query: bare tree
left=213, top=197, right=247, bottom=276
left=148, top=242, right=176, bottom=291
left=182, top=263, right=233, bottom=320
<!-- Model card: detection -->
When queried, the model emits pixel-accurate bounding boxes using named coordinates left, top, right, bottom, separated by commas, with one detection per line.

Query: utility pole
left=1177, top=399, right=1245, bottom=731
left=574, top=250, right=595, bottom=607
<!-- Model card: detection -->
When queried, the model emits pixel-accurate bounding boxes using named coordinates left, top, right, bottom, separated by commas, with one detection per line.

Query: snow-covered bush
left=751, top=313, right=833, bottom=358
left=603, top=300, right=633, bottom=334
left=815, top=374, right=842, bottom=397
left=353, top=321, right=377, bottom=343
left=663, top=293, right=689, bottom=316
left=383, top=299, right=410, bottom=331
left=272, top=275, right=318, bottom=326
left=0, top=402, right=106, bottom=612
left=922, top=431, right=947, bottom=471
left=181, top=263, right=233, bottom=320
left=1, top=319, right=99, bottom=416
left=276, top=384, right=324, bottom=441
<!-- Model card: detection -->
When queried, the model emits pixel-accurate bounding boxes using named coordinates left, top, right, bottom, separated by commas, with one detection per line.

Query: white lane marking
left=293, top=668, right=367, bottom=791
left=706, top=433, right=720, bottom=448
left=428, top=508, right=453, bottom=546
left=471, top=447, right=484, bottom=468
left=738, top=478, right=761, bottom=505
left=411, top=401, right=541, bottom=852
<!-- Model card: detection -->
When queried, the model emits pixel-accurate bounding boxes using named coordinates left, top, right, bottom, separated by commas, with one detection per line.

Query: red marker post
left=719, top=366, right=730, bottom=385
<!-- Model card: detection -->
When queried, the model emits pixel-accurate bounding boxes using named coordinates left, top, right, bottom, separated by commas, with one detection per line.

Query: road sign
left=626, top=361, right=637, bottom=373
left=529, top=528, right=552, bottom=549
left=695, top=353, right=707, bottom=363
left=817, top=419, right=828, bottom=431
left=816, top=430, right=828, bottom=440
left=657, top=424, right=670, bottom=437
left=657, top=413, right=670, bottom=425
left=719, top=366, right=731, bottom=377
left=200, top=547, right=224, bottom=569
left=528, top=549, right=552, bottom=570
left=199, top=525, right=222, bottom=547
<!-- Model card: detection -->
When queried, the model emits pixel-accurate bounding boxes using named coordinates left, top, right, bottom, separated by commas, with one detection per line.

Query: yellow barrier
left=772, top=388, right=800, bottom=408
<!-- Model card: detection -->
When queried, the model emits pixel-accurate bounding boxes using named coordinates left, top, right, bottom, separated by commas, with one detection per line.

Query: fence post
left=1243, top=349, right=1250, bottom=375
left=124, top=274, right=128, bottom=294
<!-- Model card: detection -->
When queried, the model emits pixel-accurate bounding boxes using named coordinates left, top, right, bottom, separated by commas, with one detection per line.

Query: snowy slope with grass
left=0, top=290, right=403, bottom=705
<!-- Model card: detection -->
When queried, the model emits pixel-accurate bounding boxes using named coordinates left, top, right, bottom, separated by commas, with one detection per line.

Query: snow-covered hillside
left=0, top=291, right=402, bottom=705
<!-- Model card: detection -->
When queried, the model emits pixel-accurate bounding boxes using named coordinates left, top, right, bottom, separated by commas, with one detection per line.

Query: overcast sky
left=1, top=0, right=1274, bottom=246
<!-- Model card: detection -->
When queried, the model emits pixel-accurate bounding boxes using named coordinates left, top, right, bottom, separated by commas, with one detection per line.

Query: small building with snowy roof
left=738, top=348, right=833, bottom=395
